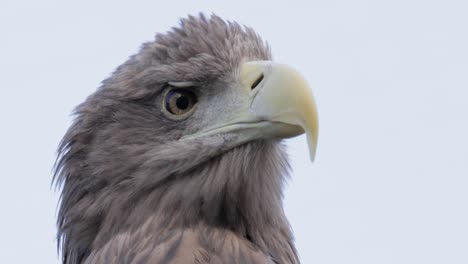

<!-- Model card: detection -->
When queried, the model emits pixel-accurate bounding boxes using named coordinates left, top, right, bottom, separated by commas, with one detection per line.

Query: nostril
left=251, top=73, right=264, bottom=90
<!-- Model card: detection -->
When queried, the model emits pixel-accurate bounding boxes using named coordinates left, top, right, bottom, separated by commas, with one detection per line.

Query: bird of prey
left=54, top=14, right=318, bottom=264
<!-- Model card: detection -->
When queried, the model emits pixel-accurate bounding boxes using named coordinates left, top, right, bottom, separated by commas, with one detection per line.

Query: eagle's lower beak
left=241, top=61, right=319, bottom=161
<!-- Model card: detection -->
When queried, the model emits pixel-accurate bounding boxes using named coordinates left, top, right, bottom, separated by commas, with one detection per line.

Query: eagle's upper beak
left=241, top=61, right=318, bottom=161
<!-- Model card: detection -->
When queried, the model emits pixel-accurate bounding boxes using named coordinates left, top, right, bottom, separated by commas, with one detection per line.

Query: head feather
left=53, top=14, right=296, bottom=264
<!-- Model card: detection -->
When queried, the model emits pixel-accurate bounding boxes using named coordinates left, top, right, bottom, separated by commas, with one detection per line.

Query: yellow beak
left=241, top=61, right=319, bottom=161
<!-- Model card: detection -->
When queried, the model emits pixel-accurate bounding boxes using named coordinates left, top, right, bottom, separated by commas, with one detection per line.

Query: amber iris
left=165, top=88, right=197, bottom=115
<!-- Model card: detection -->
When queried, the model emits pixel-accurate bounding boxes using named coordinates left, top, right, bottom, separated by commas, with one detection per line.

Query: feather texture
left=54, top=14, right=299, bottom=264
left=85, top=220, right=278, bottom=263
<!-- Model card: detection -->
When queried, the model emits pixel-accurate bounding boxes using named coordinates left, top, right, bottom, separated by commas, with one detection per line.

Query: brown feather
left=85, top=222, right=278, bottom=264
left=54, top=14, right=299, bottom=264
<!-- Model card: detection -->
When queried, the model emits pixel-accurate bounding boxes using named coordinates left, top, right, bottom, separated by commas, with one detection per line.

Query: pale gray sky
left=1, top=0, right=467, bottom=263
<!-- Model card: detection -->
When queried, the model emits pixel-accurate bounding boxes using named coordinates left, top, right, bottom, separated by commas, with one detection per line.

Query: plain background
left=1, top=0, right=467, bottom=263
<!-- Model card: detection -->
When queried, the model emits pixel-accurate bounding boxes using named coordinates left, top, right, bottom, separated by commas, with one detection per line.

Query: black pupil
left=176, top=95, right=189, bottom=110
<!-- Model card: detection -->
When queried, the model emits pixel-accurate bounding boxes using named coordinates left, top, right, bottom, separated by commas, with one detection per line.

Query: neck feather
left=56, top=138, right=297, bottom=263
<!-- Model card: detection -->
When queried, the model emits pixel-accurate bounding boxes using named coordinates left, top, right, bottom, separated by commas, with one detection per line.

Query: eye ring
left=162, top=87, right=198, bottom=119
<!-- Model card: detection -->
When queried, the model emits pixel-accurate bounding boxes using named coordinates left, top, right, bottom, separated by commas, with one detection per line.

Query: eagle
left=54, top=14, right=318, bottom=264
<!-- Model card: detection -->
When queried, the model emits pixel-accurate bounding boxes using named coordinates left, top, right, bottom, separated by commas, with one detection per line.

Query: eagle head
left=54, top=14, right=318, bottom=264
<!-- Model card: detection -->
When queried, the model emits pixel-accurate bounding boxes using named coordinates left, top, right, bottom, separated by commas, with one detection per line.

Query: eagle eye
left=164, top=88, right=197, bottom=116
